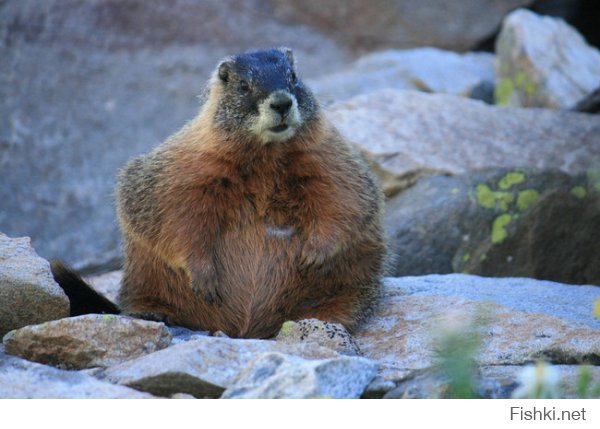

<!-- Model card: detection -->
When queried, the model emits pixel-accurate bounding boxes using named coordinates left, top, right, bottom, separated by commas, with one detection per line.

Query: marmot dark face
left=213, top=47, right=318, bottom=143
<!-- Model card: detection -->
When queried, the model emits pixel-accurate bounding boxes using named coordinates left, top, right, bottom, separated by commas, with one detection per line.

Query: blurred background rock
left=1, top=0, right=598, bottom=276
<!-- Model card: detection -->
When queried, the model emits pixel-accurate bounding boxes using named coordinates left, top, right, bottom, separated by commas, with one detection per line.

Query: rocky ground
left=1, top=4, right=599, bottom=398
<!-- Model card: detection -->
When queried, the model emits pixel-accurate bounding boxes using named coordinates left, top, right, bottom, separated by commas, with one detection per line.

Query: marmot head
left=211, top=48, right=318, bottom=144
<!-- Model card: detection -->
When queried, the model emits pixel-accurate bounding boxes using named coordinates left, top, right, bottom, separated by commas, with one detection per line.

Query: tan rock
left=327, top=90, right=600, bottom=197
left=2, top=314, right=172, bottom=369
left=355, top=279, right=600, bottom=382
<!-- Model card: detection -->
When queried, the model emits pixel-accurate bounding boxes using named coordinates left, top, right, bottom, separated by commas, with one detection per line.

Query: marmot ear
left=278, top=47, right=295, bottom=68
left=218, top=61, right=233, bottom=83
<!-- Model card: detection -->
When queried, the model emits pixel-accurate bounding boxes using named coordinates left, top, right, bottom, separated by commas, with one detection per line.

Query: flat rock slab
left=0, top=233, right=69, bottom=337
left=355, top=276, right=600, bottom=382
left=2, top=314, right=172, bottom=369
left=103, top=335, right=340, bottom=398
left=384, top=275, right=600, bottom=329
left=0, top=352, right=154, bottom=398
left=328, top=90, right=600, bottom=196
left=222, top=352, right=377, bottom=399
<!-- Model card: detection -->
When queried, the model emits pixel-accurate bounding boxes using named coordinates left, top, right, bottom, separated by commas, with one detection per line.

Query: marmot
left=53, top=48, right=386, bottom=339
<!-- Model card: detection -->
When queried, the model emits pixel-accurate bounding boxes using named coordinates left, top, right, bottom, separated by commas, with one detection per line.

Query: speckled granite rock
left=3, top=314, right=172, bottom=369
left=103, top=335, right=341, bottom=398
left=276, top=318, right=361, bottom=356
left=222, top=352, right=377, bottom=398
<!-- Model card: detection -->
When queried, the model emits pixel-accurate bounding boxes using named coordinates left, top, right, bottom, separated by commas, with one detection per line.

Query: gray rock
left=0, top=352, right=155, bottom=398
left=385, top=168, right=600, bottom=286
left=383, top=275, right=600, bottom=330
left=86, top=270, right=122, bottom=303
left=327, top=90, right=600, bottom=197
left=222, top=352, right=377, bottom=399
left=495, top=9, right=600, bottom=108
left=0, top=233, right=69, bottom=337
left=275, top=318, right=361, bottom=356
left=310, top=48, right=495, bottom=105
left=354, top=276, right=600, bottom=383
left=271, top=0, right=533, bottom=52
left=481, top=364, right=600, bottom=399
left=2, top=314, right=172, bottom=369
left=103, top=336, right=340, bottom=398
left=0, top=0, right=351, bottom=272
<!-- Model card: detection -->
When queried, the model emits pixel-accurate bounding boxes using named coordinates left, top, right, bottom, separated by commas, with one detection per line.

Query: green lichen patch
left=491, top=214, right=513, bottom=244
left=570, top=186, right=587, bottom=199
left=516, top=189, right=540, bottom=211
left=495, top=78, right=514, bottom=106
left=475, top=184, right=514, bottom=211
left=496, top=192, right=514, bottom=212
left=102, top=314, right=117, bottom=322
left=451, top=187, right=460, bottom=195
left=476, top=184, right=495, bottom=209
left=498, top=171, right=525, bottom=190
left=514, top=71, right=537, bottom=97
left=279, top=320, right=295, bottom=336
left=462, top=253, right=471, bottom=262
left=480, top=253, right=487, bottom=262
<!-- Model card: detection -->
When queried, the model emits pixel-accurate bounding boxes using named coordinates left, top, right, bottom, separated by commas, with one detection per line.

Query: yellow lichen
left=516, top=189, right=540, bottom=211
left=570, top=186, right=587, bottom=199
left=491, top=214, right=513, bottom=244
left=279, top=320, right=295, bottom=336
left=498, top=171, right=525, bottom=190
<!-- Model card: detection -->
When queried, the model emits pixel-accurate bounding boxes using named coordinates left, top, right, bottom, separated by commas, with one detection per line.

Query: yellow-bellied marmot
left=53, top=47, right=386, bottom=339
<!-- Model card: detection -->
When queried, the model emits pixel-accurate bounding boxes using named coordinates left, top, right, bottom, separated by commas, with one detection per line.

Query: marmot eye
left=290, top=71, right=297, bottom=84
left=239, top=80, right=250, bottom=92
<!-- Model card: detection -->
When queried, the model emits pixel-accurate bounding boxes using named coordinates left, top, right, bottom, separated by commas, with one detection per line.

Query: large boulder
left=271, top=0, right=534, bottom=52
left=328, top=90, right=600, bottom=197
left=495, top=9, right=600, bottom=108
left=384, top=168, right=600, bottom=286
left=0, top=233, right=69, bottom=337
left=355, top=275, right=600, bottom=387
left=309, top=48, right=495, bottom=105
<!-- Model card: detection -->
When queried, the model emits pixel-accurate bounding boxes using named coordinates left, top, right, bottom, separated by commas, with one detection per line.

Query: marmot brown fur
left=53, top=48, right=387, bottom=339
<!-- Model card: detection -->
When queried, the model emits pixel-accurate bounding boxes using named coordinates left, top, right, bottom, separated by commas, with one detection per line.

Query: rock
left=354, top=276, right=600, bottom=383
left=271, top=0, right=534, bottom=52
left=495, top=9, right=600, bottom=108
left=275, top=318, right=361, bottom=356
left=103, top=336, right=340, bottom=398
left=328, top=90, right=600, bottom=197
left=0, top=233, right=69, bottom=337
left=0, top=352, right=155, bottom=398
left=221, top=352, right=377, bottom=399
left=573, top=86, right=600, bottom=113
left=0, top=0, right=351, bottom=272
left=2, top=314, right=172, bottom=369
left=481, top=364, right=600, bottom=399
left=310, top=48, right=495, bottom=105
left=385, top=168, right=600, bottom=285
left=86, top=270, right=122, bottom=303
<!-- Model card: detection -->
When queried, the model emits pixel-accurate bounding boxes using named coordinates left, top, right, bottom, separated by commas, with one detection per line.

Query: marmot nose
left=270, top=96, right=292, bottom=116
